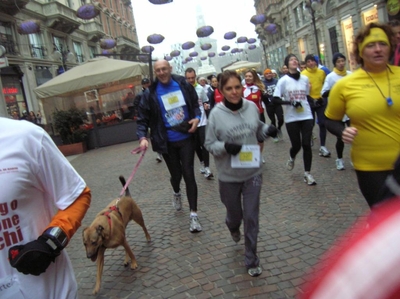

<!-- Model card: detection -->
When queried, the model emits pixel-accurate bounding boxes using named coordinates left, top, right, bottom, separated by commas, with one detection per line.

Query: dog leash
left=117, top=146, right=147, bottom=200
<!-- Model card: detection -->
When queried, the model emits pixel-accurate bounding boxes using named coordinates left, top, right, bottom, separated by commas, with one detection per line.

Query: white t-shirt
left=273, top=74, right=313, bottom=123
left=194, top=84, right=209, bottom=127
left=0, top=118, right=86, bottom=299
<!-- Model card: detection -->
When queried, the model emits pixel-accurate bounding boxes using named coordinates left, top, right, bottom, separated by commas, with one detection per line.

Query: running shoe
left=336, top=158, right=345, bottom=170
left=231, top=230, right=241, bottom=243
left=199, top=162, right=206, bottom=174
left=156, top=153, right=163, bottom=163
left=173, top=193, right=182, bottom=211
left=248, top=265, right=262, bottom=277
left=319, top=146, right=331, bottom=157
left=204, top=167, right=214, bottom=179
left=273, top=137, right=279, bottom=143
left=286, top=158, right=294, bottom=171
left=277, top=129, right=283, bottom=139
left=304, top=173, right=317, bottom=185
left=189, top=216, right=202, bottom=233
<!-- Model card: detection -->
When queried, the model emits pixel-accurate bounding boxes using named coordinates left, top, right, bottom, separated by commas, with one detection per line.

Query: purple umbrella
left=149, top=0, right=173, bottom=4
left=250, top=14, right=267, bottom=25
left=221, top=45, right=230, bottom=51
left=170, top=50, right=181, bottom=57
left=237, top=36, right=248, bottom=43
left=164, top=55, right=172, bottom=61
left=100, top=38, right=116, bottom=49
left=17, top=20, right=41, bottom=35
left=231, top=48, right=239, bottom=54
left=138, top=54, right=149, bottom=62
left=76, top=4, right=100, bottom=20
left=208, top=52, right=216, bottom=58
left=265, top=23, right=277, bottom=34
left=248, top=45, right=257, bottom=50
left=196, top=25, right=214, bottom=38
left=200, top=56, right=208, bottom=61
left=147, top=33, right=165, bottom=44
left=181, top=41, right=195, bottom=50
left=224, top=31, right=237, bottom=40
left=247, top=38, right=257, bottom=44
left=141, top=45, right=154, bottom=53
left=189, top=51, right=198, bottom=57
left=219, top=52, right=226, bottom=56
left=185, top=57, right=193, bottom=62
left=200, top=43, right=212, bottom=51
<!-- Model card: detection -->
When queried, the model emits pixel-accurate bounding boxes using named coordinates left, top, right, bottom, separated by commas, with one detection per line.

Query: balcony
left=2, top=0, right=29, bottom=15
left=43, top=2, right=81, bottom=34
left=265, top=2, right=282, bottom=24
left=116, top=36, right=139, bottom=53
left=30, top=44, right=47, bottom=59
left=82, top=20, right=105, bottom=42
left=0, top=40, right=18, bottom=56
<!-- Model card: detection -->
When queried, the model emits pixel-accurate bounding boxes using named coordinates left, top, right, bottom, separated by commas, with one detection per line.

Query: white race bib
left=161, top=90, right=185, bottom=111
left=0, top=275, right=24, bottom=299
left=231, top=145, right=260, bottom=168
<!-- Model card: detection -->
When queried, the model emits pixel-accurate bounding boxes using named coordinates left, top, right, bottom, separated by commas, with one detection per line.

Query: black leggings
left=195, top=126, right=210, bottom=167
left=163, top=137, right=198, bottom=211
left=266, top=105, right=284, bottom=130
left=335, top=120, right=350, bottom=159
left=312, top=104, right=327, bottom=147
left=285, top=119, right=314, bottom=172
left=355, top=170, right=393, bottom=208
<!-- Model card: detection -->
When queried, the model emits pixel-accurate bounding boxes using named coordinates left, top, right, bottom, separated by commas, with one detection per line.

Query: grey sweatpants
left=219, top=174, right=262, bottom=268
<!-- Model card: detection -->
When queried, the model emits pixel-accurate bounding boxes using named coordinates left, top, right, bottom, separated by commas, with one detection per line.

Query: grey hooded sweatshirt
left=204, top=100, right=271, bottom=182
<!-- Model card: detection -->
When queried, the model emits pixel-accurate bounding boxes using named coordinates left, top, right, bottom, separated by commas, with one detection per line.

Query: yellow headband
left=358, top=28, right=390, bottom=57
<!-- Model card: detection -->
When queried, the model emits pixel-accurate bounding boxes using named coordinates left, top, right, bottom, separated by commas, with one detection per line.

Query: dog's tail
left=119, top=175, right=131, bottom=197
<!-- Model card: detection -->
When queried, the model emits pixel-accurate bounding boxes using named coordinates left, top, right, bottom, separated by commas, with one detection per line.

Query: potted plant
left=52, top=107, right=88, bottom=156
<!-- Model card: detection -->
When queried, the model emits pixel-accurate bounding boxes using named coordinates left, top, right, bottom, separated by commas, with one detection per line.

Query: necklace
left=364, top=68, right=393, bottom=106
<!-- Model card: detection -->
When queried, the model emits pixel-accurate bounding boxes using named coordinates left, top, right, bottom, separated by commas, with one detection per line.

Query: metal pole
left=311, top=9, right=321, bottom=62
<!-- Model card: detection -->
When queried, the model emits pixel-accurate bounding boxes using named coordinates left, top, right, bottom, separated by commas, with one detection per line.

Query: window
left=0, top=22, right=17, bottom=55
left=73, top=41, right=84, bottom=63
left=89, top=46, right=96, bottom=59
left=329, top=26, right=339, bottom=55
left=53, top=36, right=65, bottom=52
left=80, top=0, right=86, bottom=5
left=294, top=7, right=301, bottom=28
left=29, top=33, right=44, bottom=59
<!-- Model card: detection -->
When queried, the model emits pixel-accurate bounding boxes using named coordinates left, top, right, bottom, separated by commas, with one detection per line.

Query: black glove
left=8, top=236, right=61, bottom=276
left=265, top=124, right=278, bottom=138
left=224, top=142, right=242, bottom=155
left=291, top=100, right=302, bottom=108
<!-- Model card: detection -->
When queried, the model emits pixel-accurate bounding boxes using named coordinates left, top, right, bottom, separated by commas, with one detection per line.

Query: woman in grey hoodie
left=204, top=70, right=277, bottom=277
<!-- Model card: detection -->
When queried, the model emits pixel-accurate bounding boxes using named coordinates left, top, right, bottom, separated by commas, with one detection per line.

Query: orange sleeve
left=45, top=186, right=91, bottom=243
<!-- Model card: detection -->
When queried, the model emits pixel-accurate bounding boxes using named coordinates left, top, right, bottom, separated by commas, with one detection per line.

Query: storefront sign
left=362, top=6, right=379, bottom=25
left=387, top=0, right=400, bottom=16
left=341, top=17, right=357, bottom=71
left=0, top=57, right=9, bottom=68
left=3, top=87, right=18, bottom=95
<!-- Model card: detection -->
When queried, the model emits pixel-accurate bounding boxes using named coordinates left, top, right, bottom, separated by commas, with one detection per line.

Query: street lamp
left=304, top=0, right=323, bottom=62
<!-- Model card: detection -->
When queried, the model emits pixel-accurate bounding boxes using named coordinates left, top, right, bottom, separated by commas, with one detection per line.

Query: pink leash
left=118, top=146, right=147, bottom=198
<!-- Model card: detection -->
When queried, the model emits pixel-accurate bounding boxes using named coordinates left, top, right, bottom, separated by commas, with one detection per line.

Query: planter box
left=58, top=142, right=87, bottom=156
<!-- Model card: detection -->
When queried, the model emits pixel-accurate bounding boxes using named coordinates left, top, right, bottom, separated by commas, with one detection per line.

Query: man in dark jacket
left=137, top=59, right=202, bottom=233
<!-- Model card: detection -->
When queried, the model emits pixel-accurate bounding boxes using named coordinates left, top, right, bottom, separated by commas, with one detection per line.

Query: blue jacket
left=136, top=74, right=200, bottom=154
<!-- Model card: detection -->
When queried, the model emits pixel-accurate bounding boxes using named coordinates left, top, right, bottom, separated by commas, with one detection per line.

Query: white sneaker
left=173, top=193, right=182, bottom=211
left=189, top=216, right=202, bottom=233
left=319, top=146, right=331, bottom=157
left=286, top=158, right=294, bottom=171
left=204, top=167, right=214, bottom=179
left=156, top=153, right=163, bottom=163
left=199, top=161, right=205, bottom=174
left=336, top=158, right=345, bottom=170
left=262, top=157, right=266, bottom=164
left=273, top=137, right=279, bottom=143
left=304, top=172, right=317, bottom=185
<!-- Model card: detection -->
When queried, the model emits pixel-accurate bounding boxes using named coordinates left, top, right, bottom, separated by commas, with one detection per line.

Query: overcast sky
left=131, top=0, right=257, bottom=58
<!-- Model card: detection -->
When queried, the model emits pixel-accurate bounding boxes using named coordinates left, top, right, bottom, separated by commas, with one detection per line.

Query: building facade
left=0, top=0, right=140, bottom=121
left=254, top=0, right=394, bottom=72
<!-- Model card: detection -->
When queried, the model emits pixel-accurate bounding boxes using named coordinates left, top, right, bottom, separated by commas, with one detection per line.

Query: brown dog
left=82, top=176, right=151, bottom=295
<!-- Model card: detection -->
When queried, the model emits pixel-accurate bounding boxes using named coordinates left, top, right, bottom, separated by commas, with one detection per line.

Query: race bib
left=0, top=275, right=24, bottom=299
left=161, top=90, right=185, bottom=111
left=231, top=145, right=260, bottom=168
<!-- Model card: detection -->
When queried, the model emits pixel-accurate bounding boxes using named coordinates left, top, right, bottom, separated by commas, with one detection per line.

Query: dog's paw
left=130, top=261, right=138, bottom=270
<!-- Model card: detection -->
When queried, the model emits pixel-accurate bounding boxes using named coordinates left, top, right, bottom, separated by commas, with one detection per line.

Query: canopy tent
left=34, top=57, right=149, bottom=99
left=221, top=60, right=261, bottom=72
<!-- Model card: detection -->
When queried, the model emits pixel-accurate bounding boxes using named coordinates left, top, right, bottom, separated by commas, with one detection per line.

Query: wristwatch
left=43, top=227, right=68, bottom=251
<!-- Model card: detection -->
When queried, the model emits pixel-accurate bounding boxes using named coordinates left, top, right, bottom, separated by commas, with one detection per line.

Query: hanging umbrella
left=164, top=55, right=172, bottom=61
left=237, top=36, right=248, bottom=43
left=100, top=38, right=116, bottom=49
left=170, top=50, right=180, bottom=57
left=76, top=4, right=100, bottom=20
left=208, top=52, right=215, bottom=58
left=17, top=20, right=41, bottom=35
left=185, top=57, right=193, bottom=62
left=247, top=38, right=257, bottom=44
left=221, top=45, right=230, bottom=51
left=248, top=45, right=257, bottom=50
left=181, top=41, right=195, bottom=50
left=196, top=25, right=214, bottom=38
left=138, top=54, right=149, bottom=63
left=141, top=45, right=154, bottom=53
left=224, top=31, right=237, bottom=40
left=148, top=0, right=173, bottom=4
left=200, top=43, right=212, bottom=51
left=265, top=23, right=277, bottom=34
left=101, top=49, right=115, bottom=55
left=219, top=52, right=226, bottom=56
left=147, top=33, right=165, bottom=44
left=200, top=56, right=208, bottom=61
left=250, top=14, right=267, bottom=25
left=189, top=51, right=198, bottom=57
